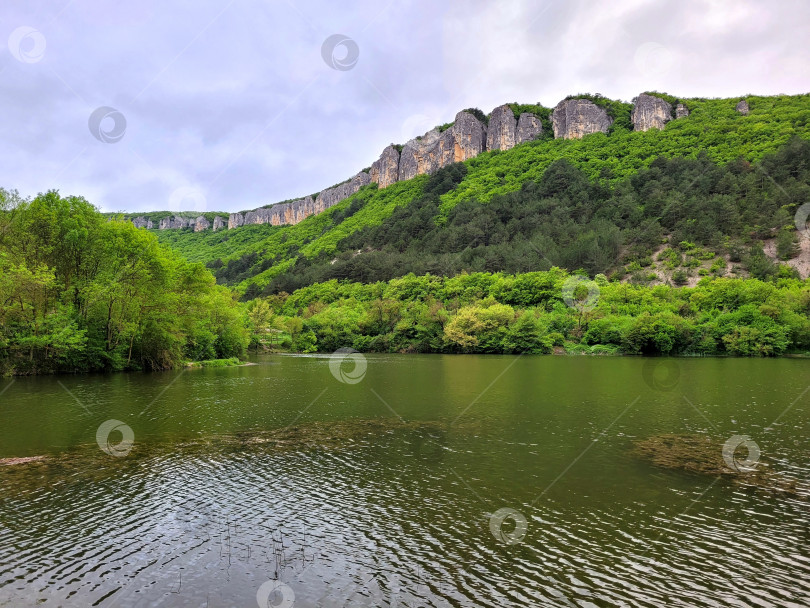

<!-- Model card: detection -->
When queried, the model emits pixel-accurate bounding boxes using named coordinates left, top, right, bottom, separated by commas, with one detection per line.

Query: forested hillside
left=151, top=94, right=810, bottom=296
left=0, top=191, right=248, bottom=375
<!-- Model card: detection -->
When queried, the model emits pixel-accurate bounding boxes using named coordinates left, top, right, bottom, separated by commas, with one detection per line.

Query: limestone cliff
left=315, top=172, right=371, bottom=209
left=398, top=128, right=443, bottom=181
left=451, top=111, right=487, bottom=161
left=516, top=112, right=542, bottom=144
left=194, top=216, right=210, bottom=232
left=486, top=105, right=516, bottom=151
left=631, top=93, right=672, bottom=131
left=227, top=172, right=371, bottom=230
left=369, top=145, right=400, bottom=188
left=227, top=211, right=244, bottom=230
left=159, top=216, right=191, bottom=230
left=132, top=92, right=698, bottom=233
left=551, top=99, right=613, bottom=139
left=398, top=111, right=487, bottom=181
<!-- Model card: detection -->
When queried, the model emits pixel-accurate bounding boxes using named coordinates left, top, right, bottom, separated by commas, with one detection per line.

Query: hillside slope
left=151, top=93, right=810, bottom=297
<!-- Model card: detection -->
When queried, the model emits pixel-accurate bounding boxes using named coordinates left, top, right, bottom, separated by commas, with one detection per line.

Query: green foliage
left=776, top=227, right=799, bottom=260
left=248, top=138, right=810, bottom=295
left=462, top=107, right=488, bottom=125
left=155, top=223, right=282, bottom=265
left=187, top=357, right=242, bottom=368
left=439, top=94, right=810, bottom=214
left=0, top=190, right=248, bottom=375
left=508, top=103, right=553, bottom=135
left=254, top=269, right=810, bottom=356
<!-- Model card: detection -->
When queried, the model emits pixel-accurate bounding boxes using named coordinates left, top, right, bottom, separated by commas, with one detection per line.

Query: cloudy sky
left=1, top=0, right=808, bottom=214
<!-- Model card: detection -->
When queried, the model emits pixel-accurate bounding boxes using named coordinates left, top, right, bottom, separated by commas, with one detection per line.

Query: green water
left=1, top=354, right=808, bottom=607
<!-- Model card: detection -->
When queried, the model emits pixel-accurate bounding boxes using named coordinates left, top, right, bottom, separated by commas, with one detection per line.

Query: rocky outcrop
left=736, top=99, right=750, bottom=115
left=159, top=216, right=191, bottom=230
left=486, top=106, right=543, bottom=149
left=631, top=93, right=672, bottom=131
left=231, top=196, right=314, bottom=228
left=516, top=113, right=542, bottom=144
left=194, top=216, right=210, bottom=232
left=228, top=212, right=244, bottom=230
left=226, top=172, right=371, bottom=230
left=486, top=104, right=516, bottom=151
left=451, top=111, right=487, bottom=161
left=134, top=94, right=707, bottom=233
left=315, top=172, right=371, bottom=209
left=369, top=145, right=400, bottom=188
left=398, top=111, right=487, bottom=180
left=398, top=128, right=443, bottom=181
left=552, top=99, right=613, bottom=139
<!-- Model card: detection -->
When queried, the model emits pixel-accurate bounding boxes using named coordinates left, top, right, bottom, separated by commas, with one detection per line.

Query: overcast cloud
left=1, top=0, right=808, bottom=213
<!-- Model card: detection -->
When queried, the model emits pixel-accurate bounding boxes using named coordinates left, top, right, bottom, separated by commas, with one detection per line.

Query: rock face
left=136, top=95, right=705, bottom=233
left=516, top=113, right=543, bottom=144
left=631, top=93, right=672, bottom=131
left=315, top=172, right=371, bottom=209
left=398, top=128, right=443, bottom=181
left=551, top=98, right=613, bottom=139
left=159, top=216, right=191, bottom=230
left=451, top=111, right=487, bottom=161
left=369, top=145, right=400, bottom=188
left=736, top=99, right=750, bottom=115
left=226, top=172, right=372, bottom=230
left=231, top=196, right=314, bottom=228
left=243, top=197, right=309, bottom=226
left=228, top=212, right=244, bottom=230
left=194, top=216, right=210, bottom=232
left=398, top=111, right=487, bottom=181
left=486, top=104, right=516, bottom=151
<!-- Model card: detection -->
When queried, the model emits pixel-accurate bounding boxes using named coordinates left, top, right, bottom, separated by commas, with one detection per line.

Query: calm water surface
left=1, top=354, right=809, bottom=607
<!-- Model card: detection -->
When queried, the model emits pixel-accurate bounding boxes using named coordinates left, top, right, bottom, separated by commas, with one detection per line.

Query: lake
left=1, top=354, right=809, bottom=607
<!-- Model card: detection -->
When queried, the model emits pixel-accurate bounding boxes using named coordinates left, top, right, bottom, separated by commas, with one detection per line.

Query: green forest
left=3, top=93, right=810, bottom=374
left=258, top=137, right=809, bottom=295
left=247, top=270, right=810, bottom=356
left=0, top=190, right=248, bottom=375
